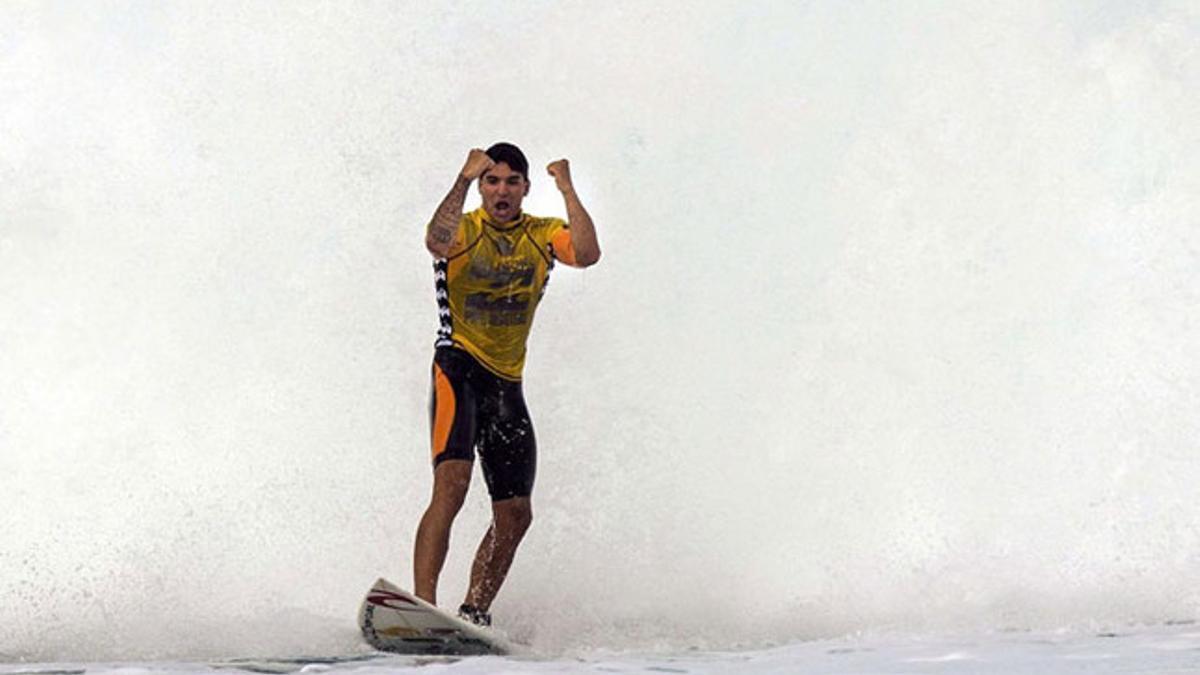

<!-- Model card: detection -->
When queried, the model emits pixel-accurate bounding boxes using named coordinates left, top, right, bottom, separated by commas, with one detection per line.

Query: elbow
left=577, top=247, right=601, bottom=268
left=426, top=235, right=449, bottom=259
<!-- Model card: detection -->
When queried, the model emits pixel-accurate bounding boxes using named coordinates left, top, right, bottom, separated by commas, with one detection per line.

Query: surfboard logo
left=366, top=589, right=422, bottom=611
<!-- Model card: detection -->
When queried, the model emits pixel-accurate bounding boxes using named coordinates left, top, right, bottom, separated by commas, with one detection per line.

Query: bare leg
left=464, top=496, right=532, bottom=612
left=413, top=460, right=472, bottom=605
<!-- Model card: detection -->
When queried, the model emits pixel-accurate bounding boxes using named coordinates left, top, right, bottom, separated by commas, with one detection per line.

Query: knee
left=494, top=499, right=533, bottom=537
left=512, top=504, right=533, bottom=532
left=425, top=486, right=468, bottom=524
left=429, top=489, right=467, bottom=518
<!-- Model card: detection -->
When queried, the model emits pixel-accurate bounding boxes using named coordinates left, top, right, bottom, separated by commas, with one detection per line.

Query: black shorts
left=429, top=347, right=536, bottom=500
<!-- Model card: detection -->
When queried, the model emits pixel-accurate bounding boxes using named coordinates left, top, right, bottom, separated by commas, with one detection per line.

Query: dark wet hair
left=485, top=142, right=529, bottom=180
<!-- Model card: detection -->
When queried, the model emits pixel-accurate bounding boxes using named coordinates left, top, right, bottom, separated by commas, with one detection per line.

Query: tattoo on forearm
left=436, top=179, right=468, bottom=222
left=427, top=177, right=470, bottom=249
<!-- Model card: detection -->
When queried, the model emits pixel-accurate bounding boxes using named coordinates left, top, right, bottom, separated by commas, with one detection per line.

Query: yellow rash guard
left=433, top=207, right=580, bottom=380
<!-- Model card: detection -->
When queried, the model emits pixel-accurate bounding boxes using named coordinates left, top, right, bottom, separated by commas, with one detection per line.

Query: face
left=479, top=162, right=529, bottom=223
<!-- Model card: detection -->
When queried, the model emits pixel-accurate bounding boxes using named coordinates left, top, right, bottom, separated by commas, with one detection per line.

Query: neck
left=483, top=209, right=523, bottom=226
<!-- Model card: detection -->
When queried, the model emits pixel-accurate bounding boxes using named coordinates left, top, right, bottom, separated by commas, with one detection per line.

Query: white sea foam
left=2, top=624, right=1200, bottom=674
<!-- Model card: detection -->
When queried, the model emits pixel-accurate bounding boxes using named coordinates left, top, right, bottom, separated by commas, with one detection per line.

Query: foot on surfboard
left=457, top=604, right=492, bottom=627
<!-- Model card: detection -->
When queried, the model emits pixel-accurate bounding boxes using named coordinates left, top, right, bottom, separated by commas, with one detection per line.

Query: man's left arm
left=547, top=159, right=601, bottom=267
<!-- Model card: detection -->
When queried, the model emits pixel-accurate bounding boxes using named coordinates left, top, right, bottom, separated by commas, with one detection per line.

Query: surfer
left=414, top=143, right=601, bottom=626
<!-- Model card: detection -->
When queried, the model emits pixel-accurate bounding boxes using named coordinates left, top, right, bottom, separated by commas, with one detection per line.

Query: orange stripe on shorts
left=431, top=362, right=456, bottom=461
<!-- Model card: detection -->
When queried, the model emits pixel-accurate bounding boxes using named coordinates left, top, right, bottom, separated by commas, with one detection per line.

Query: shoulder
left=457, top=209, right=486, bottom=238
left=523, top=214, right=567, bottom=241
left=438, top=209, right=484, bottom=259
left=463, top=208, right=487, bottom=227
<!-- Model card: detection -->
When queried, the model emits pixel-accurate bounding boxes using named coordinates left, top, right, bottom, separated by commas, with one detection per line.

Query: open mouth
left=495, top=201, right=511, bottom=211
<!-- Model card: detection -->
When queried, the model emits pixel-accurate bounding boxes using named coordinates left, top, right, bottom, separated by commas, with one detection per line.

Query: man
left=414, top=142, right=600, bottom=627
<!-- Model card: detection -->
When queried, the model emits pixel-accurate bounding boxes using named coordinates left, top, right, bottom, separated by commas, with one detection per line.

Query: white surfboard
left=357, top=578, right=516, bottom=656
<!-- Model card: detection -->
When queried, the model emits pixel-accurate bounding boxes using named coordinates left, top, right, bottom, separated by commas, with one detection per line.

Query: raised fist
left=461, top=149, right=496, bottom=181
left=546, top=159, right=573, bottom=193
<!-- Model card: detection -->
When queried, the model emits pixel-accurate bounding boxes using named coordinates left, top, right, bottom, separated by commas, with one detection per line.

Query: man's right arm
left=424, top=175, right=471, bottom=258
left=425, top=149, right=495, bottom=258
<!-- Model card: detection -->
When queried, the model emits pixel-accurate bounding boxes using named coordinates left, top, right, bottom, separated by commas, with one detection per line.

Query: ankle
left=458, top=603, right=492, bottom=627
